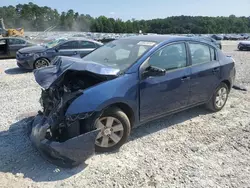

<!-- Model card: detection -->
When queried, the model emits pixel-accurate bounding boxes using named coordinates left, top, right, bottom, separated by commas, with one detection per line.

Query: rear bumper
left=30, top=114, right=98, bottom=168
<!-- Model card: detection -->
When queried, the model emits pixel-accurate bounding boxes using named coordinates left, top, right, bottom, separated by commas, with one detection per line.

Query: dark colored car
left=0, top=37, right=34, bottom=59
left=240, top=33, right=250, bottom=40
left=197, top=36, right=222, bottom=49
left=30, top=35, right=236, bottom=167
left=238, top=38, right=250, bottom=51
left=224, top=34, right=241, bottom=41
left=16, top=37, right=103, bottom=69
left=211, top=34, right=223, bottom=41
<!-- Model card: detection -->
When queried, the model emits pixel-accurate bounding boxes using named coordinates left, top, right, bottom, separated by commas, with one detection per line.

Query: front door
left=188, top=42, right=221, bottom=104
left=139, top=42, right=191, bottom=121
left=0, top=39, right=8, bottom=58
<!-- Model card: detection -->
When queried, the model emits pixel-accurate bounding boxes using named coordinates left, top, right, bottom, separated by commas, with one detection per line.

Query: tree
left=0, top=3, right=250, bottom=33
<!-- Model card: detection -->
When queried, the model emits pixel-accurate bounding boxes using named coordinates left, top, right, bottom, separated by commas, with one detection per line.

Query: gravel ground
left=0, top=41, right=250, bottom=188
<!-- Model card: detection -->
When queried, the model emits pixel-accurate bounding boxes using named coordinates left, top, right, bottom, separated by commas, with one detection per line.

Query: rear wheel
left=94, top=107, right=131, bottom=152
left=34, top=58, right=50, bottom=69
left=206, top=83, right=229, bottom=112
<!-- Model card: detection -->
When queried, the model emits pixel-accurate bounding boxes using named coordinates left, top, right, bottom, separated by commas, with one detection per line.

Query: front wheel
left=206, top=83, right=229, bottom=112
left=34, top=58, right=50, bottom=69
left=94, top=107, right=131, bottom=152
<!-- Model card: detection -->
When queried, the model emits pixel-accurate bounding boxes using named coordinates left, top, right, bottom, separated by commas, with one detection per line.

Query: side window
left=210, top=47, right=216, bottom=61
left=59, top=41, right=78, bottom=50
left=115, top=49, right=130, bottom=60
left=79, top=41, right=96, bottom=49
left=189, top=43, right=211, bottom=65
left=9, top=39, right=26, bottom=45
left=149, top=43, right=187, bottom=71
left=0, top=39, right=6, bottom=45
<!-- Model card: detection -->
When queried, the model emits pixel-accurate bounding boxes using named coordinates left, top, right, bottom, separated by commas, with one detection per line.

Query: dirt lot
left=0, top=41, right=250, bottom=188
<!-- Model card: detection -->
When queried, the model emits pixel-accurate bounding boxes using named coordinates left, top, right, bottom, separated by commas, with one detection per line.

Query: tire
left=94, top=107, right=131, bottom=152
left=34, top=58, right=50, bottom=69
left=206, top=82, right=229, bottom=112
left=238, top=46, right=243, bottom=51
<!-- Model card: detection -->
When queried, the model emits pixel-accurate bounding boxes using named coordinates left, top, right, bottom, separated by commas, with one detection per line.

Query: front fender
left=65, top=73, right=138, bottom=116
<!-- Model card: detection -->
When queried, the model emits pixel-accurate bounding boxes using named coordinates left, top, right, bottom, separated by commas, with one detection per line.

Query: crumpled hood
left=19, top=45, right=47, bottom=54
left=33, top=56, right=120, bottom=89
left=239, top=41, right=250, bottom=45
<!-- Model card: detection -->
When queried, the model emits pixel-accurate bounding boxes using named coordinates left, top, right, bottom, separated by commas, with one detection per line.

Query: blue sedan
left=30, top=35, right=236, bottom=167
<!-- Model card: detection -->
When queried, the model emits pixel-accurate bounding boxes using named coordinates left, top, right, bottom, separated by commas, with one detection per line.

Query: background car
left=31, top=35, right=236, bottom=165
left=197, top=36, right=222, bottom=49
left=16, top=37, right=103, bottom=69
left=211, top=34, right=224, bottom=40
left=0, top=37, right=34, bottom=59
left=238, top=38, right=250, bottom=51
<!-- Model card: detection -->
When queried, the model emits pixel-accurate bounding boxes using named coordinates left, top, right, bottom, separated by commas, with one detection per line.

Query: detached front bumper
left=30, top=115, right=98, bottom=168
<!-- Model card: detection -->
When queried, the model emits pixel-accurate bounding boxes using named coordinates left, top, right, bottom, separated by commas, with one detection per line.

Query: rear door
left=8, top=38, right=27, bottom=57
left=188, top=42, right=221, bottom=104
left=57, top=41, right=79, bottom=57
left=77, top=41, right=97, bottom=58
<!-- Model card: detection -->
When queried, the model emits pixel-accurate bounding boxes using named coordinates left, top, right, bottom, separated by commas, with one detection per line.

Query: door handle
left=181, top=76, right=191, bottom=81
left=212, top=67, right=220, bottom=73
left=73, top=51, right=78, bottom=55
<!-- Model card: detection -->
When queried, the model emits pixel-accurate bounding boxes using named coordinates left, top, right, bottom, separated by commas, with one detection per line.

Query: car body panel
left=139, top=67, right=191, bottom=121
left=30, top=114, right=98, bottom=167
left=65, top=73, right=139, bottom=123
left=33, top=56, right=120, bottom=89
left=189, top=60, right=221, bottom=104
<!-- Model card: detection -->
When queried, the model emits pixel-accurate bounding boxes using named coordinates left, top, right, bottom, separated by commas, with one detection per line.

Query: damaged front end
left=30, top=56, right=119, bottom=167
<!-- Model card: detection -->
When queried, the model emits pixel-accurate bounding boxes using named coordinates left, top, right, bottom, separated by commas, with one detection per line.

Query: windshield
left=82, top=39, right=156, bottom=71
left=45, top=38, right=67, bottom=48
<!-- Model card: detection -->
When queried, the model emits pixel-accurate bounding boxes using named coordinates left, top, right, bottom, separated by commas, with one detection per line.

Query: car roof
left=122, top=35, right=184, bottom=43
left=0, top=37, right=27, bottom=40
left=120, top=34, right=217, bottom=47
left=67, top=37, right=103, bottom=44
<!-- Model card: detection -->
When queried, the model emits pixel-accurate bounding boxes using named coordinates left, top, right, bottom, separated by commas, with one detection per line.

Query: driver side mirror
left=142, top=66, right=166, bottom=79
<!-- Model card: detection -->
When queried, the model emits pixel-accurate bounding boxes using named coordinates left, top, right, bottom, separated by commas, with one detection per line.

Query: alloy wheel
left=95, top=117, right=124, bottom=148
left=35, top=59, right=49, bottom=69
left=215, top=87, right=228, bottom=108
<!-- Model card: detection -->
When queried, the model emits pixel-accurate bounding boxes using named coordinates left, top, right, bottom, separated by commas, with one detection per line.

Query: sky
left=1, top=0, right=250, bottom=20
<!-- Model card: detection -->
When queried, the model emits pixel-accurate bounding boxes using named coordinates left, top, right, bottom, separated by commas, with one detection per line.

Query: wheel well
left=33, top=57, right=50, bottom=69
left=222, top=80, right=231, bottom=90
left=108, top=103, right=135, bottom=127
